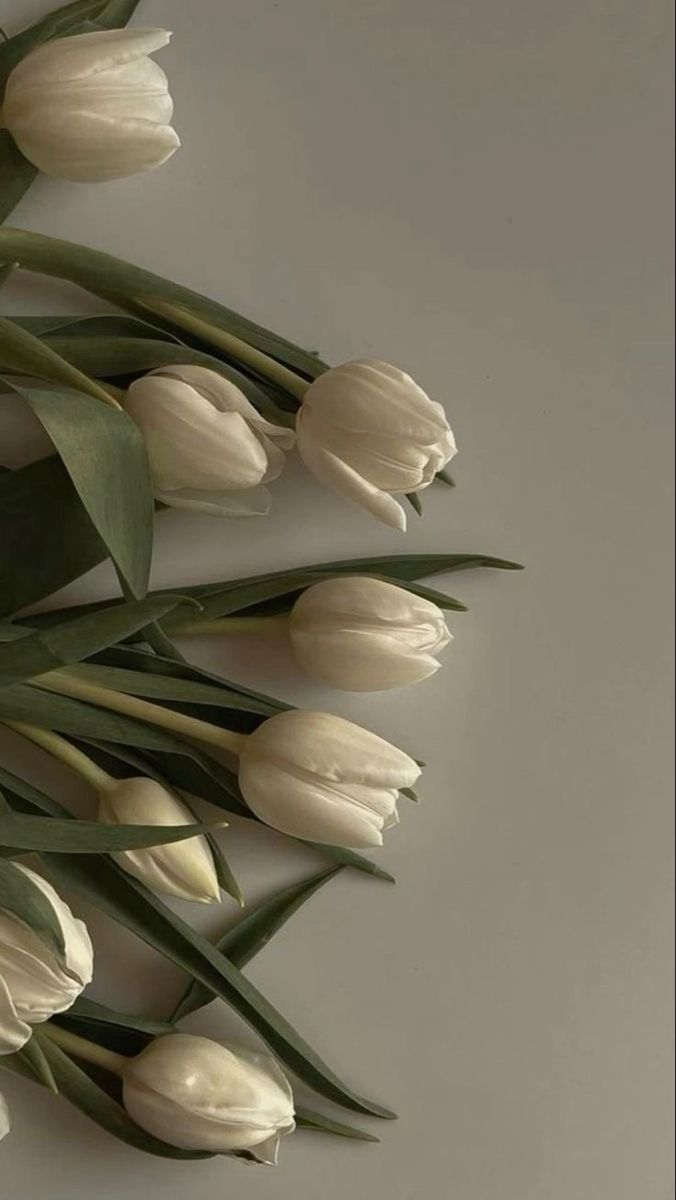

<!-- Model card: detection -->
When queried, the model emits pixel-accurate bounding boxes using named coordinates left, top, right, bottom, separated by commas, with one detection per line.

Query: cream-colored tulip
left=289, top=575, right=452, bottom=690
left=2, top=28, right=179, bottom=182
left=124, top=365, right=295, bottom=516
left=98, top=776, right=220, bottom=904
left=0, top=865, right=93, bottom=1054
left=238, top=709, right=421, bottom=847
left=296, top=358, right=457, bottom=530
left=123, top=1035, right=295, bottom=1162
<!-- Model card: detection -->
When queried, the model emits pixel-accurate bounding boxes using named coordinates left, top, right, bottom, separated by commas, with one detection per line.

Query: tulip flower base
left=0, top=0, right=522, bottom=1167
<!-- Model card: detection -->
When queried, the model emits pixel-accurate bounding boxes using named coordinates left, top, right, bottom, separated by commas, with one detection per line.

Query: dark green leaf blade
left=0, top=455, right=107, bottom=619
left=171, top=868, right=342, bottom=1021
left=0, top=596, right=189, bottom=687
left=17, top=1035, right=58, bottom=1094
left=3, top=381, right=154, bottom=598
left=296, top=1107, right=379, bottom=1143
left=0, top=132, right=37, bottom=224
left=0, top=812, right=219, bottom=854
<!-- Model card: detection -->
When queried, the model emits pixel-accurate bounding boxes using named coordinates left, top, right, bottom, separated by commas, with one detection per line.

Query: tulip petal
left=154, top=485, right=273, bottom=517
left=0, top=1088, right=10, bottom=1140
left=6, top=108, right=179, bottom=181
left=0, top=973, right=32, bottom=1055
left=11, top=865, right=93, bottom=990
left=296, top=426, right=407, bottom=530
left=290, top=628, right=444, bottom=690
left=6, top=29, right=173, bottom=88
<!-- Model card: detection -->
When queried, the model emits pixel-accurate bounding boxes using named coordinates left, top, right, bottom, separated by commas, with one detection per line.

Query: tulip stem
left=139, top=299, right=311, bottom=402
left=1, top=720, right=114, bottom=791
left=39, top=1024, right=129, bottom=1077
left=30, top=670, right=247, bottom=757
left=176, top=615, right=289, bottom=637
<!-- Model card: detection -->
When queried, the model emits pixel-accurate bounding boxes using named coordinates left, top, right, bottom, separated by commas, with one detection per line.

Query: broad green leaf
left=172, top=868, right=342, bottom=1021
left=0, top=318, right=121, bottom=405
left=61, top=661, right=278, bottom=715
left=0, top=133, right=37, bottom=225
left=16, top=1036, right=58, bottom=1094
left=57, top=998, right=171, bottom=1057
left=0, top=596, right=190, bottom=687
left=0, top=227, right=328, bottom=379
left=0, top=812, right=219, bottom=854
left=296, top=1107, right=379, bottom=1143
left=3, top=381, right=154, bottom=598
left=40, top=852, right=395, bottom=1118
left=33, top=1033, right=214, bottom=1160
left=0, top=455, right=107, bottom=619
left=11, top=315, right=178, bottom=340
left=0, top=857, right=66, bottom=963
left=93, top=0, right=142, bottom=28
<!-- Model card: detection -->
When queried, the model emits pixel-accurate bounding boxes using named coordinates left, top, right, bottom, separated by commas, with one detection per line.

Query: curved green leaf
left=0, top=812, right=220, bottom=854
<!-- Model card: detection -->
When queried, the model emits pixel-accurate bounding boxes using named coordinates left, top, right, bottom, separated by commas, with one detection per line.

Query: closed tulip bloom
left=296, top=358, right=457, bottom=530
left=238, top=710, right=421, bottom=848
left=289, top=575, right=452, bottom=690
left=0, top=1089, right=9, bottom=1141
left=124, top=365, right=295, bottom=516
left=2, top=29, right=179, bottom=182
left=123, top=1034, right=295, bottom=1162
left=98, top=777, right=221, bottom=904
left=0, top=865, right=93, bottom=1054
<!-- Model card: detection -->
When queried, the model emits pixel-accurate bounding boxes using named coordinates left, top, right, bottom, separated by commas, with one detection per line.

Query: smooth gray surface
left=0, top=1, right=673, bottom=1197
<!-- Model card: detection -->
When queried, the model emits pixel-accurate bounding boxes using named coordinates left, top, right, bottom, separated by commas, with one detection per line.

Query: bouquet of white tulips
left=0, top=0, right=521, bottom=1170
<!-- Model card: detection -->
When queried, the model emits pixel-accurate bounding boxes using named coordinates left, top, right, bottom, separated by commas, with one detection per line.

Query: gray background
left=0, top=1, right=673, bottom=1197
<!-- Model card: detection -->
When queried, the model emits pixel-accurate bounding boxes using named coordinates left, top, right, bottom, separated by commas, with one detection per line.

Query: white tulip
left=296, top=358, right=457, bottom=530
left=123, top=1034, right=295, bottom=1162
left=98, top=776, right=221, bottom=904
left=238, top=709, right=421, bottom=848
left=0, top=1088, right=10, bottom=1141
left=0, top=865, right=93, bottom=1054
left=124, top=365, right=295, bottom=516
left=2, top=28, right=179, bottom=182
left=289, top=575, right=452, bottom=690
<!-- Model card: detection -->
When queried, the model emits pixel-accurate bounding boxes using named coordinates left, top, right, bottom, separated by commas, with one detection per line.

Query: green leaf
left=0, top=812, right=220, bottom=854
left=16, top=1036, right=58, bottom=1094
left=0, top=857, right=66, bottom=964
left=60, top=661, right=278, bottom=716
left=172, top=868, right=342, bottom=1021
left=0, top=455, right=107, bottom=619
left=296, top=1107, right=379, bottom=1143
left=66, top=996, right=172, bottom=1039
left=0, top=262, right=15, bottom=288
left=11, top=314, right=178, bottom=340
left=0, top=318, right=122, bottom=405
left=93, top=0, right=142, bottom=28
left=0, top=227, right=328, bottom=380
left=0, top=132, right=37, bottom=225
left=405, top=491, right=423, bottom=517
left=0, top=596, right=190, bottom=688
left=3, top=381, right=154, bottom=599
left=33, top=1033, right=214, bottom=1160
left=436, top=468, right=456, bottom=487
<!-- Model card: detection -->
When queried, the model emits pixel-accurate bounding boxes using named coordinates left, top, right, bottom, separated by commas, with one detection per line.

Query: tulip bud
left=124, top=365, right=295, bottom=516
left=296, top=358, right=457, bottom=530
left=0, top=865, right=93, bottom=1054
left=0, top=1088, right=9, bottom=1141
left=123, top=1034, right=295, bottom=1162
left=2, top=29, right=180, bottom=182
left=238, top=709, right=420, bottom=848
left=289, top=575, right=452, bottom=690
left=98, top=776, right=221, bottom=904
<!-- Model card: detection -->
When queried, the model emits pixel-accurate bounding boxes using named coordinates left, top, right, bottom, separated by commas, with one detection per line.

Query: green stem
left=1, top=720, right=113, bottom=791
left=31, top=670, right=247, bottom=756
left=39, top=1024, right=129, bottom=1076
left=140, top=299, right=311, bottom=401
left=176, top=615, right=289, bottom=637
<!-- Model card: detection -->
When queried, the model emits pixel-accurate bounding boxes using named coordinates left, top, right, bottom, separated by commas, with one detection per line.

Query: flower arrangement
left=0, top=1, right=521, bottom=1168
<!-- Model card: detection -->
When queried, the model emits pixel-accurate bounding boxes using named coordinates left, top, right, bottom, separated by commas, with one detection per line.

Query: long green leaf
left=172, top=868, right=341, bottom=1021
left=0, top=455, right=107, bottom=619
left=16, top=1036, right=58, bottom=1094
left=0, top=812, right=220, bottom=854
left=0, top=857, right=66, bottom=963
left=0, top=228, right=328, bottom=379
left=3, top=380, right=154, bottom=598
left=296, top=1107, right=379, bottom=1143
left=33, top=1033, right=214, bottom=1160
left=0, top=596, right=189, bottom=687
left=0, top=319, right=118, bottom=404
left=61, top=661, right=277, bottom=715
left=0, top=132, right=37, bottom=224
